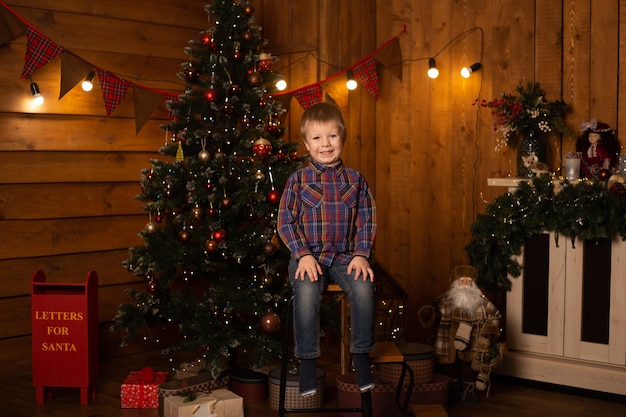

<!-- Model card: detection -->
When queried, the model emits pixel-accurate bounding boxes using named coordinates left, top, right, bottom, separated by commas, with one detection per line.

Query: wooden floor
left=3, top=349, right=624, bottom=417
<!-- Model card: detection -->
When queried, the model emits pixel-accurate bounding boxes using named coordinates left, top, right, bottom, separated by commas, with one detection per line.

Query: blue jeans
left=289, top=258, right=375, bottom=359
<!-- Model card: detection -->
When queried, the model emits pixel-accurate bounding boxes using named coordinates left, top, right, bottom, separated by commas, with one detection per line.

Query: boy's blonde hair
left=300, top=102, right=346, bottom=140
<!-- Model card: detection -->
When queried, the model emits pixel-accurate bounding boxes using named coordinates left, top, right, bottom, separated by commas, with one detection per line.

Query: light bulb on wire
left=30, top=81, right=44, bottom=106
left=275, top=76, right=287, bottom=91
left=346, top=70, right=358, bottom=90
left=461, top=62, right=482, bottom=78
left=427, top=58, right=439, bottom=79
left=81, top=71, right=96, bottom=91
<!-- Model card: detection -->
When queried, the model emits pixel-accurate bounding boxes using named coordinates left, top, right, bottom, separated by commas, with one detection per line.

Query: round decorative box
left=407, top=373, right=449, bottom=409
left=379, top=342, right=434, bottom=387
left=336, top=373, right=400, bottom=417
left=230, top=368, right=268, bottom=403
left=268, top=367, right=325, bottom=410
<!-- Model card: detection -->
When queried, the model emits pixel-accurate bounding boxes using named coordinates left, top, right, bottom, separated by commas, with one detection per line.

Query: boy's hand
left=348, top=256, right=374, bottom=282
left=296, top=255, right=323, bottom=282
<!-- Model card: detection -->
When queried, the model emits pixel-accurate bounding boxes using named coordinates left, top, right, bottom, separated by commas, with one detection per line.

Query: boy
left=277, top=101, right=377, bottom=396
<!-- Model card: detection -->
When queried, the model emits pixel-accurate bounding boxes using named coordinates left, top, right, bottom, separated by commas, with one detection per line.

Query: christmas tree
left=112, top=0, right=302, bottom=375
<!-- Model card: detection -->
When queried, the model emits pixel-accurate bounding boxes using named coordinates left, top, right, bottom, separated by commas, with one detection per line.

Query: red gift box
left=121, top=367, right=169, bottom=408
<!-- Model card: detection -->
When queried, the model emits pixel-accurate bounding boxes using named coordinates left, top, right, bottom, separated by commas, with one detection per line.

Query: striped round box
left=379, top=342, right=434, bottom=387
left=268, top=368, right=325, bottom=410
left=336, top=373, right=400, bottom=417
left=408, top=373, right=449, bottom=409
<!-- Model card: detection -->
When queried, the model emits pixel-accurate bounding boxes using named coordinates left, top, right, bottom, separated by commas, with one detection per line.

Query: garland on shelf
left=465, top=176, right=626, bottom=294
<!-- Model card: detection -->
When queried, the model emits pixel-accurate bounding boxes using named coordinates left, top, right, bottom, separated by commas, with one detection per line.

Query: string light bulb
left=346, top=70, right=357, bottom=90
left=427, top=58, right=439, bottom=79
left=275, top=76, right=287, bottom=91
left=81, top=71, right=96, bottom=91
left=461, top=62, right=482, bottom=78
left=30, top=81, right=44, bottom=106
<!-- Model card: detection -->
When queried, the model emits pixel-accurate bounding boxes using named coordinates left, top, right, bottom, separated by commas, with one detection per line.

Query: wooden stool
left=278, top=293, right=415, bottom=417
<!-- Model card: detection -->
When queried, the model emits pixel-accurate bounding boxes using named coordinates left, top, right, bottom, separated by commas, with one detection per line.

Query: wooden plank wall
left=0, top=0, right=623, bottom=379
left=0, top=0, right=212, bottom=379
left=372, top=0, right=625, bottom=337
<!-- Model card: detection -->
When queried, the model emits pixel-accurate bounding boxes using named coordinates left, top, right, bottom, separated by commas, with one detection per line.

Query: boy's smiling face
left=302, top=120, right=344, bottom=167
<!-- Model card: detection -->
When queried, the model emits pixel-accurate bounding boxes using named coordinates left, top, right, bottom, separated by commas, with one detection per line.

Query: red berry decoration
left=252, top=138, right=272, bottom=158
left=267, top=189, right=281, bottom=205
left=259, top=311, right=281, bottom=334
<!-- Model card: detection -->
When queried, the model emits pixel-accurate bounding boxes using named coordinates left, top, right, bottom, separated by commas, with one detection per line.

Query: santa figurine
left=576, top=119, right=620, bottom=180
left=418, top=266, right=503, bottom=404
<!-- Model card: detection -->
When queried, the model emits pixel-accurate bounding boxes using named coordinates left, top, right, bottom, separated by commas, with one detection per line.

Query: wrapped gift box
left=121, top=367, right=169, bottom=408
left=163, top=389, right=243, bottom=417
left=158, top=370, right=230, bottom=414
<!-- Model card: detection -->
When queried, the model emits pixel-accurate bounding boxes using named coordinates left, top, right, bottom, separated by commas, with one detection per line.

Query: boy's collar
left=309, top=158, right=344, bottom=173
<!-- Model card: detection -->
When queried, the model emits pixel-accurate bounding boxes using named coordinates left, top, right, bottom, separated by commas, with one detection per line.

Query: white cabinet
left=488, top=179, right=626, bottom=395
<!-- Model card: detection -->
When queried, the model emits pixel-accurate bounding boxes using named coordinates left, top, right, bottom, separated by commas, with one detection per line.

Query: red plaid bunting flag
left=352, top=56, right=379, bottom=99
left=21, top=27, right=64, bottom=78
left=293, top=84, right=322, bottom=110
left=96, top=68, right=132, bottom=116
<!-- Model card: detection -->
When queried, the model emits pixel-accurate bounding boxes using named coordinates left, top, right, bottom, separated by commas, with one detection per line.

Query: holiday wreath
left=465, top=175, right=626, bottom=294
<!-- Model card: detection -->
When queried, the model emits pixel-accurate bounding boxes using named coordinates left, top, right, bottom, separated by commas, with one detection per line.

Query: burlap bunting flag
left=352, top=56, right=379, bottom=99
left=0, top=4, right=26, bottom=45
left=96, top=68, right=132, bottom=116
left=133, top=86, right=166, bottom=134
left=21, top=27, right=64, bottom=79
left=292, top=84, right=322, bottom=110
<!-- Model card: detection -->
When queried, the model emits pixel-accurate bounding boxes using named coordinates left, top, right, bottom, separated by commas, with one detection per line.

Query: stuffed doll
left=576, top=119, right=620, bottom=179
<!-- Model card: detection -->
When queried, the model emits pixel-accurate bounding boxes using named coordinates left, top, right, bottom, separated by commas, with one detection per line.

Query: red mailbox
left=31, top=269, right=99, bottom=404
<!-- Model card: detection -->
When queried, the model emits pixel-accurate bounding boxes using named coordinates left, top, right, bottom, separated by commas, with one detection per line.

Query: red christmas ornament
left=264, top=242, right=277, bottom=255
left=146, top=171, right=155, bottom=181
left=178, top=229, right=190, bottom=242
left=257, top=53, right=273, bottom=72
left=213, top=228, right=227, bottom=242
left=260, top=311, right=281, bottom=334
left=230, top=84, right=242, bottom=96
left=598, top=169, right=611, bottom=182
left=207, top=207, right=217, bottom=217
left=267, top=120, right=282, bottom=138
left=205, top=239, right=218, bottom=252
left=242, top=30, right=252, bottom=41
left=267, top=189, right=281, bottom=205
left=243, top=5, right=254, bottom=16
left=147, top=280, right=157, bottom=294
left=205, top=179, right=215, bottom=191
left=221, top=197, right=232, bottom=209
left=154, top=213, right=163, bottom=223
left=233, top=49, right=243, bottom=61
left=201, top=34, right=217, bottom=50
left=252, top=138, right=272, bottom=158
left=204, top=87, right=219, bottom=102
left=247, top=71, right=263, bottom=86
left=183, top=64, right=199, bottom=82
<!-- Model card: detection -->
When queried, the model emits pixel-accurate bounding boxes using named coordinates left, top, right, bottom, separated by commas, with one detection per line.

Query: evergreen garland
left=465, top=175, right=626, bottom=294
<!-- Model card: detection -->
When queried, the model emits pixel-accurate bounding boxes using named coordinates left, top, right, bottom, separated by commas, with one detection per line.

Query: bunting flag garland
left=374, top=36, right=403, bottom=81
left=292, top=84, right=323, bottom=110
left=21, top=27, right=64, bottom=79
left=59, top=52, right=94, bottom=99
left=352, top=56, right=379, bottom=99
left=0, top=4, right=26, bottom=45
left=133, top=86, right=167, bottom=134
left=1, top=0, right=405, bottom=133
left=96, top=68, right=132, bottom=116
